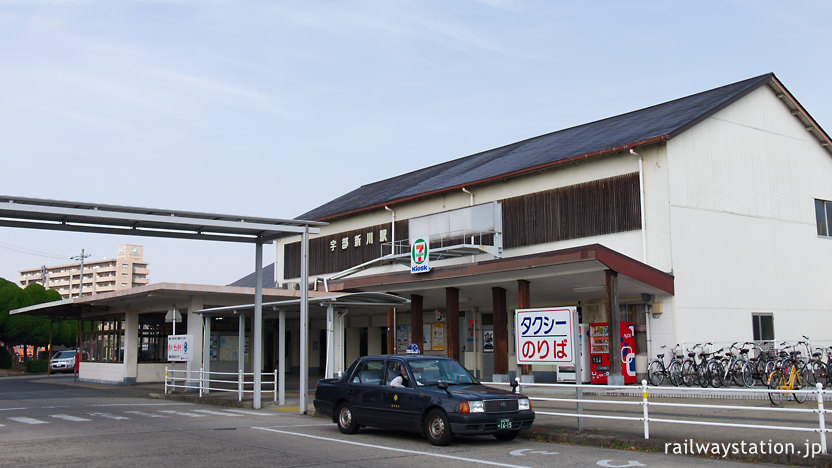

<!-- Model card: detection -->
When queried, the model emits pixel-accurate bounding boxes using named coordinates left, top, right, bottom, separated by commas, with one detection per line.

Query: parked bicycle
left=647, top=345, right=683, bottom=386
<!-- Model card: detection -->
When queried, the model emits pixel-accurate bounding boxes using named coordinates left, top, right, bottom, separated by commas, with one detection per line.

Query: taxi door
left=380, top=360, right=426, bottom=428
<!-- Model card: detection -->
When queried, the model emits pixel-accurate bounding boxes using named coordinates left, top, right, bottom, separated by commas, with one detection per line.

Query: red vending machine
left=589, top=322, right=636, bottom=384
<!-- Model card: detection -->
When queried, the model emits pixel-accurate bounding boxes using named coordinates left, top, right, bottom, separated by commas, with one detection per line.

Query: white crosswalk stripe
left=124, top=410, right=167, bottom=418
left=50, top=414, right=91, bottom=422
left=191, top=409, right=243, bottom=417
left=158, top=410, right=205, bottom=418
left=221, top=409, right=278, bottom=416
left=89, top=412, right=129, bottom=420
left=8, top=417, right=48, bottom=425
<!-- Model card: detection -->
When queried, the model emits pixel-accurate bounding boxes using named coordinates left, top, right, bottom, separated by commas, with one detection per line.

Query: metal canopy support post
left=299, top=226, right=309, bottom=415
left=278, top=309, right=285, bottom=406
left=238, top=313, right=245, bottom=400
left=253, top=241, right=264, bottom=409
left=203, top=316, right=211, bottom=395
left=325, top=304, right=334, bottom=378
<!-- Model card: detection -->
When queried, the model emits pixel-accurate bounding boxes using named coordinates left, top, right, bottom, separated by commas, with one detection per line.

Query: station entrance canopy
left=1, top=195, right=325, bottom=409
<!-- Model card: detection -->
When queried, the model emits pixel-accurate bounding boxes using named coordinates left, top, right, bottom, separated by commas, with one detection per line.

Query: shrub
left=24, top=359, right=48, bottom=373
left=0, top=348, right=12, bottom=369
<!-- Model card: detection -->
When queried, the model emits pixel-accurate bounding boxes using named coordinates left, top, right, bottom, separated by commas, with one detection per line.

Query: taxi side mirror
left=437, top=381, right=452, bottom=396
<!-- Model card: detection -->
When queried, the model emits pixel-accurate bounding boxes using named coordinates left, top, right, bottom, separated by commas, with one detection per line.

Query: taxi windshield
left=408, top=359, right=478, bottom=387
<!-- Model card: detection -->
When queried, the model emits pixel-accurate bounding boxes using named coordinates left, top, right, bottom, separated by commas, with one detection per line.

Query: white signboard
left=410, top=236, right=430, bottom=274
left=515, top=307, right=576, bottom=365
left=167, top=334, right=194, bottom=362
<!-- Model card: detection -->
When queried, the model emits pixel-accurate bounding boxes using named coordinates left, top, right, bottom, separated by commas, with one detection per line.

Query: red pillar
left=410, top=294, right=424, bottom=353
left=446, top=288, right=460, bottom=361
left=492, top=287, right=508, bottom=376
left=518, top=280, right=532, bottom=376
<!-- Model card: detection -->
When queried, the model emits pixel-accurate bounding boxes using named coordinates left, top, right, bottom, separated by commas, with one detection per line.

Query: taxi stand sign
left=167, top=334, right=193, bottom=362
left=515, top=307, right=576, bottom=365
left=410, top=237, right=430, bottom=274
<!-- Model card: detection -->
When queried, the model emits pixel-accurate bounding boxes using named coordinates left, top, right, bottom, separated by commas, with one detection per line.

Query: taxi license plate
left=497, top=418, right=512, bottom=430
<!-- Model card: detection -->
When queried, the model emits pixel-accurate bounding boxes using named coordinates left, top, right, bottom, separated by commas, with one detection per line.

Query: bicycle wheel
left=794, top=369, right=808, bottom=403
left=697, top=363, right=710, bottom=388
left=668, top=360, right=683, bottom=387
left=648, top=360, right=665, bottom=386
left=708, top=362, right=723, bottom=388
left=681, top=360, right=695, bottom=387
left=732, top=360, right=746, bottom=386
left=761, top=361, right=775, bottom=386
left=768, top=371, right=784, bottom=405
left=741, top=361, right=755, bottom=387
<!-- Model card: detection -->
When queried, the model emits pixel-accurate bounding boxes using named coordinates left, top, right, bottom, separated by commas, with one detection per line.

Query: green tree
left=0, top=278, right=66, bottom=358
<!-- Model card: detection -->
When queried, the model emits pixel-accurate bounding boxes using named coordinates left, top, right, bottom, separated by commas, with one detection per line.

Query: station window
left=80, top=318, right=124, bottom=362
left=752, top=313, right=774, bottom=348
left=816, top=198, right=832, bottom=237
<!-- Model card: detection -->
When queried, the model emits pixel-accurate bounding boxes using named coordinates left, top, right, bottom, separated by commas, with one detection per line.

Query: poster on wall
left=431, top=323, right=445, bottom=350
left=423, top=324, right=432, bottom=351
left=482, top=330, right=494, bottom=352
left=396, top=325, right=410, bottom=352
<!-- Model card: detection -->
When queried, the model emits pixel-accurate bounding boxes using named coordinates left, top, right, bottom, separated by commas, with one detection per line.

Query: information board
left=515, top=307, right=576, bottom=365
left=167, top=334, right=194, bottom=362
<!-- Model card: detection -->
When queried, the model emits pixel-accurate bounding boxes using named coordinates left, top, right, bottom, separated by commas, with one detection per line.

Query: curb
left=521, top=427, right=832, bottom=467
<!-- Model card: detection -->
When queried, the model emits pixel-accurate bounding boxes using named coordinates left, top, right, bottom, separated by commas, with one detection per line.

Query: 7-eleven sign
left=410, top=237, right=430, bottom=274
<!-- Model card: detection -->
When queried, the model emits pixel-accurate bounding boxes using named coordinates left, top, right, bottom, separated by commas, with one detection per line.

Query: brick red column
left=518, top=279, right=532, bottom=375
left=492, top=287, right=508, bottom=376
left=410, top=294, right=423, bottom=353
left=446, top=287, right=460, bottom=361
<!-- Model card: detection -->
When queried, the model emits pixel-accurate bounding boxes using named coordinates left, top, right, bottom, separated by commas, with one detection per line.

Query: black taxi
left=313, top=355, right=534, bottom=445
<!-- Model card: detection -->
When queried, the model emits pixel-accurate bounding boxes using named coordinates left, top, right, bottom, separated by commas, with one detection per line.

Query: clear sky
left=1, top=0, right=830, bottom=286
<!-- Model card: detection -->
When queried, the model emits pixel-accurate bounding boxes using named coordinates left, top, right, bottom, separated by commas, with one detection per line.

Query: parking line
left=50, top=414, right=92, bottom=422
left=158, top=410, right=205, bottom=418
left=8, top=417, right=48, bottom=425
left=89, top=412, right=130, bottom=420
left=124, top=411, right=168, bottom=418
left=251, top=426, right=531, bottom=468
left=191, top=409, right=243, bottom=417
left=222, top=409, right=278, bottom=416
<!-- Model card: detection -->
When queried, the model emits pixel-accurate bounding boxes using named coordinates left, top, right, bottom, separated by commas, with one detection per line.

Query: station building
left=273, top=73, right=832, bottom=383
left=11, top=73, right=832, bottom=389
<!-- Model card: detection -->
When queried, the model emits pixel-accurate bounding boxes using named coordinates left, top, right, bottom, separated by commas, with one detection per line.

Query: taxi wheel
left=494, top=430, right=520, bottom=441
left=424, top=409, right=453, bottom=446
left=336, top=403, right=359, bottom=434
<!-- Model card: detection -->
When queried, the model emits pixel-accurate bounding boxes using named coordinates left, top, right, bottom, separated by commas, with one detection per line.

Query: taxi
left=313, top=355, right=534, bottom=445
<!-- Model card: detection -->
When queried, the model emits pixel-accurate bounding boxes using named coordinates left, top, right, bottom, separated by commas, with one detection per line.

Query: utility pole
left=70, top=249, right=91, bottom=298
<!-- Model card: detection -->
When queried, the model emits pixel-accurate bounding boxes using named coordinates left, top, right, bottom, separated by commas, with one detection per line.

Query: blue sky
left=1, top=0, right=830, bottom=285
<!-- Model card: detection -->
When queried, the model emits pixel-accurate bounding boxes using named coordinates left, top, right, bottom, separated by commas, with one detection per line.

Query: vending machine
left=589, top=322, right=636, bottom=384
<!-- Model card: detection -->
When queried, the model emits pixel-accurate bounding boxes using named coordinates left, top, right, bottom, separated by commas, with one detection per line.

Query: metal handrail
left=482, top=379, right=829, bottom=454
left=164, top=367, right=278, bottom=402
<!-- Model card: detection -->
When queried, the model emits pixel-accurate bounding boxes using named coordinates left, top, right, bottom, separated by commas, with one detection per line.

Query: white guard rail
left=482, top=379, right=830, bottom=455
left=164, top=367, right=278, bottom=402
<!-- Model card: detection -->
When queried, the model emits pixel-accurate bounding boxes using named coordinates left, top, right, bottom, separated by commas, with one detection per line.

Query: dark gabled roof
left=227, top=262, right=276, bottom=288
left=299, top=74, right=777, bottom=221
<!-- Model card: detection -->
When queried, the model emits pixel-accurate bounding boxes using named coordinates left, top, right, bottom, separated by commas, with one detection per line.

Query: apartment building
left=18, top=244, right=150, bottom=299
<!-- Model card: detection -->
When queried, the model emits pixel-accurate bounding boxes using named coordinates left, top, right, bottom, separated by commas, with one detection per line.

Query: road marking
left=597, top=461, right=645, bottom=467
left=42, top=406, right=70, bottom=409
left=158, top=410, right=205, bottom=418
left=50, top=414, right=92, bottom=422
left=0, top=408, right=28, bottom=411
left=222, top=409, right=279, bottom=416
left=251, top=427, right=532, bottom=468
left=510, top=448, right=560, bottom=456
left=124, top=411, right=168, bottom=418
left=191, top=409, right=243, bottom=417
left=8, top=417, right=48, bottom=425
left=90, top=403, right=192, bottom=407
left=89, top=412, right=130, bottom=420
